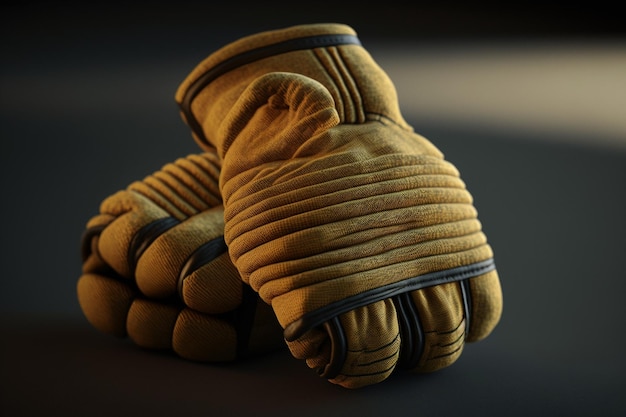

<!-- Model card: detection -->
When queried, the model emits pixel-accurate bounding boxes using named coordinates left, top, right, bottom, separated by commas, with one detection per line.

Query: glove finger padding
left=77, top=153, right=284, bottom=361
left=176, top=23, right=503, bottom=388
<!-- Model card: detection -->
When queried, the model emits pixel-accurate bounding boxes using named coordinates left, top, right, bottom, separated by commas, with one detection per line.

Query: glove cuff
left=175, top=23, right=412, bottom=153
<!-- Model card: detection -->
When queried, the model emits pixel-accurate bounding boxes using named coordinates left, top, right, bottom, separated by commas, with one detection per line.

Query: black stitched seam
left=396, top=291, right=425, bottom=370
left=177, top=236, right=229, bottom=298
left=80, top=224, right=106, bottom=261
left=127, top=217, right=180, bottom=274
left=438, top=332, right=466, bottom=348
left=318, top=317, right=347, bottom=379
left=460, top=278, right=473, bottom=337
left=179, top=34, right=361, bottom=147
left=425, top=317, right=466, bottom=336
left=283, top=258, right=496, bottom=342
left=428, top=344, right=464, bottom=361
left=341, top=363, right=397, bottom=378
left=356, top=350, right=400, bottom=367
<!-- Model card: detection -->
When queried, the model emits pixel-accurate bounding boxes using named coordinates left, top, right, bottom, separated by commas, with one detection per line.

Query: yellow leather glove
left=77, top=152, right=283, bottom=361
left=176, top=23, right=503, bottom=388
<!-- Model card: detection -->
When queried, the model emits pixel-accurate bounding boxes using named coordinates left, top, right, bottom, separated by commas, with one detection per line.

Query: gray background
left=2, top=3, right=625, bottom=416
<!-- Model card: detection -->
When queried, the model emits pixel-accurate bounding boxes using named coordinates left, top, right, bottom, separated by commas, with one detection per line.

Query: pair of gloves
left=77, top=23, right=502, bottom=389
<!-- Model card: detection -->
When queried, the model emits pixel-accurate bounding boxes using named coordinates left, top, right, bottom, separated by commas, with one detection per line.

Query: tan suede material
left=77, top=153, right=284, bottom=362
left=177, top=23, right=503, bottom=388
left=175, top=24, right=414, bottom=154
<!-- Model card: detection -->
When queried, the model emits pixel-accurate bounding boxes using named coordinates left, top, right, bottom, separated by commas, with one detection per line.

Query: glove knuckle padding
left=178, top=23, right=503, bottom=387
left=77, top=272, right=136, bottom=338
left=77, top=153, right=283, bottom=361
left=126, top=298, right=238, bottom=361
left=133, top=207, right=228, bottom=299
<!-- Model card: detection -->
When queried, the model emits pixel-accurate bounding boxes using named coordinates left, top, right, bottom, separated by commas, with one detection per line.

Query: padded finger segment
left=94, top=153, right=222, bottom=279
left=407, top=283, right=467, bottom=373
left=180, top=248, right=243, bottom=314
left=127, top=292, right=281, bottom=362
left=126, top=298, right=239, bottom=361
left=323, top=301, right=401, bottom=389
left=127, top=298, right=180, bottom=350
left=133, top=207, right=225, bottom=298
left=78, top=215, right=137, bottom=337
left=77, top=153, right=285, bottom=362
left=464, top=269, right=503, bottom=342
left=77, top=272, right=136, bottom=337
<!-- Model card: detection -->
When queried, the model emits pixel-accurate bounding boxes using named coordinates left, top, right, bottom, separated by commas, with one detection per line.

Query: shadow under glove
left=77, top=152, right=284, bottom=361
left=176, top=23, right=503, bottom=388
